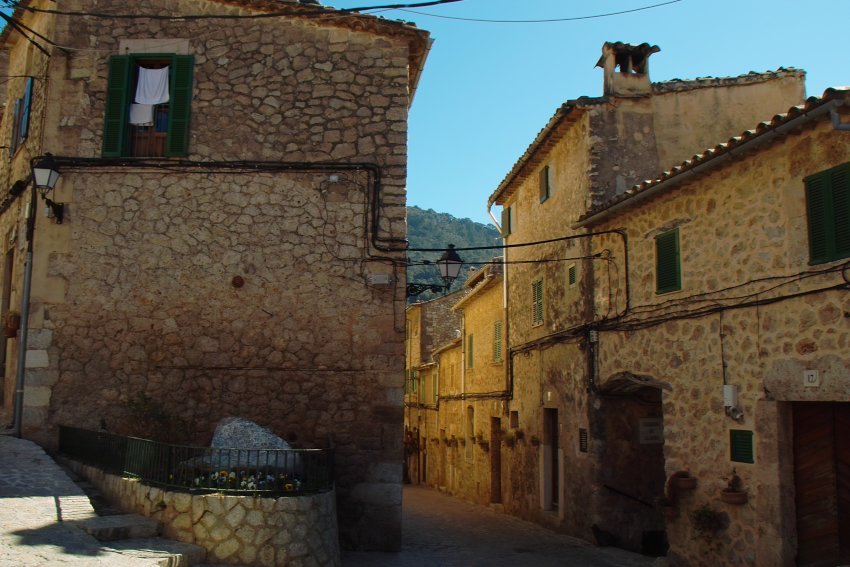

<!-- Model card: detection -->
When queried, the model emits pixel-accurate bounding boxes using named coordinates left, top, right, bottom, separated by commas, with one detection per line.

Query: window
left=492, top=320, right=503, bottom=362
left=466, top=333, right=474, bottom=368
left=532, top=278, right=544, bottom=326
left=805, top=163, right=850, bottom=264
left=9, top=77, right=33, bottom=156
left=539, top=165, right=551, bottom=203
left=730, top=429, right=754, bottom=464
left=567, top=263, right=577, bottom=288
left=655, top=229, right=681, bottom=294
left=102, top=54, right=194, bottom=157
left=501, top=206, right=512, bottom=237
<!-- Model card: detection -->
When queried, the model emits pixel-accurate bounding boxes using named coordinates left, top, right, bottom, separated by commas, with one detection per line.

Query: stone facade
left=65, top=459, right=341, bottom=566
left=405, top=263, right=511, bottom=507
left=584, top=102, right=850, bottom=566
left=405, top=43, right=848, bottom=564
left=0, top=0, right=429, bottom=551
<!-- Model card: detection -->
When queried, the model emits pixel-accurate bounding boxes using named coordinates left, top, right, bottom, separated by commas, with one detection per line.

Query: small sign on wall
left=803, top=369, right=820, bottom=388
left=639, top=418, right=664, bottom=444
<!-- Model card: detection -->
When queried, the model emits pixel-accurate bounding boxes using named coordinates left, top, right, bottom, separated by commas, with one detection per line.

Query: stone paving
left=342, top=485, right=661, bottom=567
left=0, top=434, right=161, bottom=566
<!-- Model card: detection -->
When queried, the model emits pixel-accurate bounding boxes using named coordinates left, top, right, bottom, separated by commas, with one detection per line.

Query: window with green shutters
left=655, top=228, right=681, bottom=294
left=567, top=263, right=577, bottom=289
left=466, top=334, right=474, bottom=369
left=532, top=278, right=544, bottom=326
left=9, top=77, right=33, bottom=157
left=539, top=165, right=551, bottom=203
left=805, top=162, right=850, bottom=264
left=493, top=320, right=503, bottom=362
left=730, top=429, right=754, bottom=464
left=102, top=54, right=194, bottom=158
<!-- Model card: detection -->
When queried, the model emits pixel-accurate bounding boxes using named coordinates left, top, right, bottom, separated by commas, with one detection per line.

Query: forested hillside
left=406, top=206, right=502, bottom=303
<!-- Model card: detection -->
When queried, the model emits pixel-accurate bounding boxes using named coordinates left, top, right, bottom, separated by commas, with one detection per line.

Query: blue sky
left=324, top=0, right=848, bottom=225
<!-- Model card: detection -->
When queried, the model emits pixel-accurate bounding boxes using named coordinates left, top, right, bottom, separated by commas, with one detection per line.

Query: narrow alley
left=342, top=485, right=657, bottom=567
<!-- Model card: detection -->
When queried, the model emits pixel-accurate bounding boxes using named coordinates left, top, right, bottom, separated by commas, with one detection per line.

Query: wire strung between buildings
left=391, top=0, right=683, bottom=23
left=0, top=0, right=463, bottom=21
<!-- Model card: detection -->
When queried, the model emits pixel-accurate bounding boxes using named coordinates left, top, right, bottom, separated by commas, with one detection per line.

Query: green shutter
left=20, top=77, right=32, bottom=141
left=568, top=264, right=577, bottom=287
left=831, top=165, right=850, bottom=258
left=500, top=206, right=511, bottom=237
left=467, top=334, right=474, bottom=368
left=805, top=170, right=831, bottom=263
left=102, top=56, right=131, bottom=157
left=806, top=163, right=850, bottom=264
left=656, top=229, right=681, bottom=294
left=493, top=320, right=503, bottom=362
left=539, top=165, right=550, bottom=203
left=166, top=55, right=194, bottom=157
left=730, top=429, right=754, bottom=464
left=532, top=279, right=544, bottom=325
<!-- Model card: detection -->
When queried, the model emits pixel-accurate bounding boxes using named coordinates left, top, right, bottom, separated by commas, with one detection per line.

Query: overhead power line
left=391, top=0, right=683, bottom=23
left=0, top=0, right=463, bottom=21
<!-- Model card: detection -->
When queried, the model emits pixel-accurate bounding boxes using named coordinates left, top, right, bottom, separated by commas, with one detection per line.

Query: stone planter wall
left=63, top=459, right=340, bottom=567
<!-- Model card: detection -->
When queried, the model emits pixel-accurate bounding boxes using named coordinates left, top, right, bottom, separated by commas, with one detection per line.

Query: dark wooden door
left=793, top=402, right=850, bottom=566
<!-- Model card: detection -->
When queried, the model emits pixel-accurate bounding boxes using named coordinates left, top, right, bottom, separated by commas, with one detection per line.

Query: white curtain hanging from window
left=135, top=66, right=170, bottom=105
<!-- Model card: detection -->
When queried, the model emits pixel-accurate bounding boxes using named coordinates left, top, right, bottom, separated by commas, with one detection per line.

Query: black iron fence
left=59, top=425, right=334, bottom=496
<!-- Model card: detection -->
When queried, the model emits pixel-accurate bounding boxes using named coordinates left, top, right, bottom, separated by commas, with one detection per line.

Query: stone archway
left=591, top=371, right=670, bottom=556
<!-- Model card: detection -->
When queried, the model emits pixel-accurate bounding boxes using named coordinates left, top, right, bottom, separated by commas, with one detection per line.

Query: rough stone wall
left=588, top=73, right=806, bottom=206
left=591, top=120, right=850, bottom=566
left=650, top=72, right=806, bottom=170
left=3, top=0, right=429, bottom=551
left=65, top=459, right=341, bottom=566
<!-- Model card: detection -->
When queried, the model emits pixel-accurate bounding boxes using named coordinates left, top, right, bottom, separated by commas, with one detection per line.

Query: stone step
left=77, top=513, right=160, bottom=541
left=102, top=537, right=206, bottom=567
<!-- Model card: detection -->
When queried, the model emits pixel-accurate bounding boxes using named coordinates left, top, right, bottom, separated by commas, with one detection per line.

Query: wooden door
left=793, top=402, right=850, bottom=566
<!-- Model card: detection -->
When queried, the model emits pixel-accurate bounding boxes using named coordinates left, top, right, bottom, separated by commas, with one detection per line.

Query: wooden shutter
left=730, top=429, right=754, bottom=463
left=166, top=55, right=194, bottom=157
left=655, top=229, right=681, bottom=294
left=831, top=165, right=850, bottom=259
left=102, top=56, right=131, bottom=157
left=806, top=170, right=831, bottom=264
left=539, top=165, right=550, bottom=203
left=500, top=206, right=511, bottom=237
left=467, top=334, right=474, bottom=368
left=568, top=264, right=577, bottom=287
left=19, top=77, right=32, bottom=142
left=493, top=320, right=502, bottom=362
left=532, top=279, right=544, bottom=325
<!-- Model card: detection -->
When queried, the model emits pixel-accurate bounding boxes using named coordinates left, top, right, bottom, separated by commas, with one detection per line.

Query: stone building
left=486, top=42, right=807, bottom=548
left=403, top=289, right=464, bottom=484
left=405, top=261, right=507, bottom=504
left=577, top=87, right=850, bottom=566
left=0, top=0, right=430, bottom=551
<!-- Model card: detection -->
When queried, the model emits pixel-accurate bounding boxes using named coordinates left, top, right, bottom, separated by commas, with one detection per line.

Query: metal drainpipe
left=12, top=185, right=36, bottom=438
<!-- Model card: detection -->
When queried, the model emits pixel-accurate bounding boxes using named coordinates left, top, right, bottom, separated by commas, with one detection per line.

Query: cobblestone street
left=342, top=485, right=659, bottom=567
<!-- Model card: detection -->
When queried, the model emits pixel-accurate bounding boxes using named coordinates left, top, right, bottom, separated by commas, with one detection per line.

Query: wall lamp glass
left=32, top=153, right=63, bottom=224
left=406, top=244, right=464, bottom=298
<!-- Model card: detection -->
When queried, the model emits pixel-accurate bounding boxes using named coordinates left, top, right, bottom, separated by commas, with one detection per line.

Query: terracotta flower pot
left=720, top=490, right=747, bottom=505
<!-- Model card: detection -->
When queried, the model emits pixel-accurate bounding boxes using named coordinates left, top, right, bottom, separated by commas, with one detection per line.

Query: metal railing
left=59, top=425, right=334, bottom=496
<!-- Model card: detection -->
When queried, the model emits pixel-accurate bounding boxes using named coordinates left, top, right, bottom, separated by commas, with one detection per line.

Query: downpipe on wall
left=12, top=185, right=36, bottom=438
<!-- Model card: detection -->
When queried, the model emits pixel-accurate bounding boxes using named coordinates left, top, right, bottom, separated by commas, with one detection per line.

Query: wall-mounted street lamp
left=32, top=153, right=63, bottom=224
left=407, top=244, right=464, bottom=297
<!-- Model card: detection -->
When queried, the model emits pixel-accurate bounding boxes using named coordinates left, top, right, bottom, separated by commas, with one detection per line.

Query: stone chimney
left=596, top=42, right=660, bottom=97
